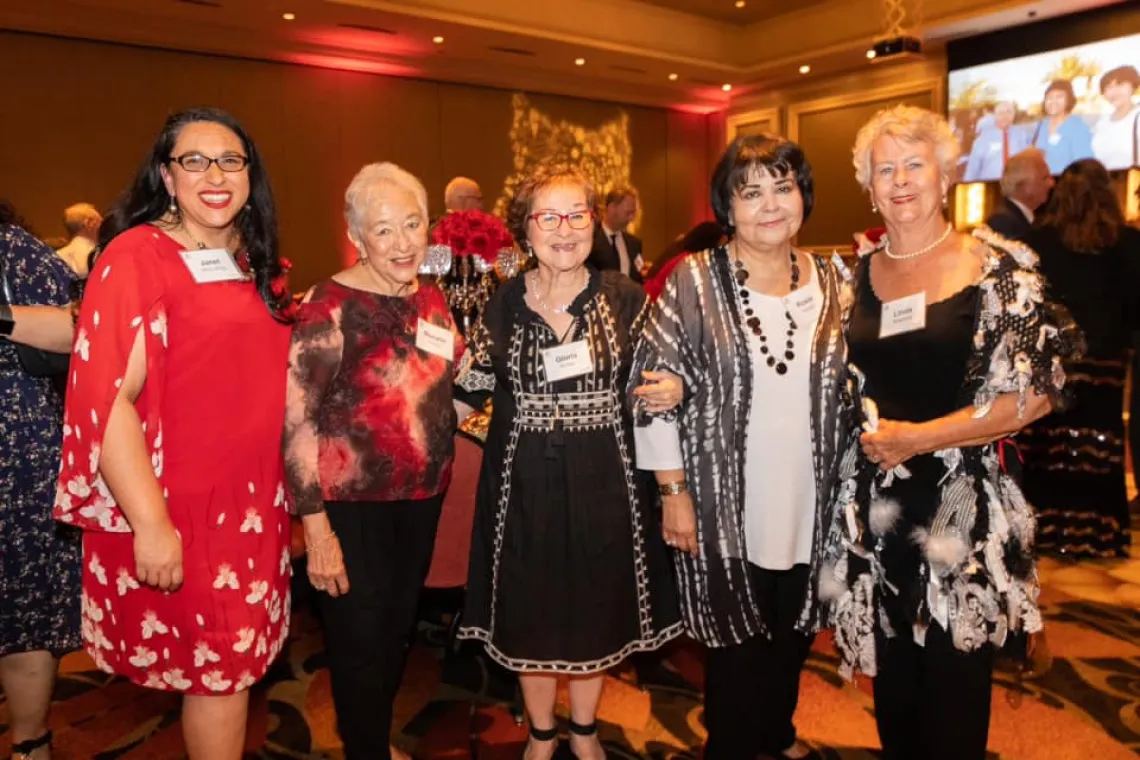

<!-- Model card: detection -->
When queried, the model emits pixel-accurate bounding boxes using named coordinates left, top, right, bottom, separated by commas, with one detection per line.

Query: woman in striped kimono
left=629, top=133, right=851, bottom=760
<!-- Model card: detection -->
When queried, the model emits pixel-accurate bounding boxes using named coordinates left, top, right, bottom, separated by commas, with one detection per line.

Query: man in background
left=963, top=101, right=1030, bottom=183
left=444, top=177, right=483, bottom=212
left=589, top=186, right=644, bottom=283
left=55, top=202, right=102, bottom=278
left=985, top=147, right=1052, bottom=240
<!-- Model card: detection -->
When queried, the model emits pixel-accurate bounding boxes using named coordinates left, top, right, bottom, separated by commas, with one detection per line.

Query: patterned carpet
left=3, top=555, right=1140, bottom=760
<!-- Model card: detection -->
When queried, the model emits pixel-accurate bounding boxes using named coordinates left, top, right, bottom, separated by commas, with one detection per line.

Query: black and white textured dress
left=825, top=228, right=1083, bottom=679
left=455, top=267, right=683, bottom=673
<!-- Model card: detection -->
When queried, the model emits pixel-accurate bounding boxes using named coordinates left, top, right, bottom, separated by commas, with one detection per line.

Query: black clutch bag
left=0, top=257, right=71, bottom=380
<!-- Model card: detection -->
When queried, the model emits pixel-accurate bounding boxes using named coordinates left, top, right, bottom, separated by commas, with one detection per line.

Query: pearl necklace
left=883, top=224, right=953, bottom=260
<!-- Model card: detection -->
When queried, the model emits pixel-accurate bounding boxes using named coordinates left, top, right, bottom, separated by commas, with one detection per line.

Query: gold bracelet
left=658, top=480, right=687, bottom=496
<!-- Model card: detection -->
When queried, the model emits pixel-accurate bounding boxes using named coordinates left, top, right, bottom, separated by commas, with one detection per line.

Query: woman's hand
left=860, top=418, right=922, bottom=471
left=634, top=370, right=684, bottom=413
left=662, top=492, right=699, bottom=558
left=303, top=512, right=350, bottom=597
left=134, top=519, right=183, bottom=591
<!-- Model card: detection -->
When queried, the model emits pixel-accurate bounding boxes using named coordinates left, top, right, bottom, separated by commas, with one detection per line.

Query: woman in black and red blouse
left=282, top=162, right=463, bottom=760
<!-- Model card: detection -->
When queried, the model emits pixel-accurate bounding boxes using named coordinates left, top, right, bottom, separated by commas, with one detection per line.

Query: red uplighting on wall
left=671, top=103, right=722, bottom=115
left=282, top=53, right=419, bottom=77
left=293, top=29, right=423, bottom=57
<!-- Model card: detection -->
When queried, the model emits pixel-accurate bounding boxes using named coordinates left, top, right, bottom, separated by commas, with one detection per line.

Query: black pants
left=873, top=623, right=994, bottom=760
left=704, top=563, right=815, bottom=760
left=318, top=496, right=444, bottom=760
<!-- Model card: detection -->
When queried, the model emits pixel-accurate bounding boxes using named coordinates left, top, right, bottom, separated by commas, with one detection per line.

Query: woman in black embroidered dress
left=456, top=168, right=683, bottom=760
left=1020, top=159, right=1140, bottom=558
left=825, top=105, right=1081, bottom=760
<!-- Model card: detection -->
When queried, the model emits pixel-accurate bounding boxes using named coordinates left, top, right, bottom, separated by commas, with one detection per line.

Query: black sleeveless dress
left=846, top=266, right=978, bottom=633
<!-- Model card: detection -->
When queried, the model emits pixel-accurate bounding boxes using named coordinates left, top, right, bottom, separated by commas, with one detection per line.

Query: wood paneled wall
left=0, top=31, right=721, bottom=289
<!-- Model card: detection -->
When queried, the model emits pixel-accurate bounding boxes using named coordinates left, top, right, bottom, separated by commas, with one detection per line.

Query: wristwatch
left=0, top=304, right=14, bottom=338
left=658, top=480, right=687, bottom=496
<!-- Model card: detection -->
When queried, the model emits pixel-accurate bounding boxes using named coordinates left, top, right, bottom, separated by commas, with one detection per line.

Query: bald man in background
left=444, top=177, right=483, bottom=212
left=55, top=203, right=102, bottom=278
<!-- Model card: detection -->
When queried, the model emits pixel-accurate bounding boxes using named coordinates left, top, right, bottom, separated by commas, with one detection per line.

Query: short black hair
left=709, top=134, right=814, bottom=238
left=1100, top=65, right=1140, bottom=94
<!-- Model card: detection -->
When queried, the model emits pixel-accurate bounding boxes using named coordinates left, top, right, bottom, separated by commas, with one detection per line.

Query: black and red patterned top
left=283, top=278, right=464, bottom=515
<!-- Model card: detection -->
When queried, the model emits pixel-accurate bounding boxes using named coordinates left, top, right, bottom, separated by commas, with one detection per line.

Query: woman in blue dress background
left=1031, top=79, right=1094, bottom=175
left=0, top=202, right=82, bottom=760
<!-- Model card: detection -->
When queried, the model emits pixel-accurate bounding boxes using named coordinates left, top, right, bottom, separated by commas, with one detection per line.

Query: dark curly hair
left=1037, top=159, right=1124, bottom=254
left=506, top=167, right=597, bottom=249
left=99, top=107, right=292, bottom=321
left=710, top=133, right=814, bottom=238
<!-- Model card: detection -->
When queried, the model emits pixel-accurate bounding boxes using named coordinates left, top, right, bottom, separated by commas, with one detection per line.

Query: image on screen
left=949, top=32, right=1140, bottom=182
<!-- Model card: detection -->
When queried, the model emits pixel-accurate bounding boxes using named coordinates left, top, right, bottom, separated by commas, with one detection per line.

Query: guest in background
left=444, top=176, right=484, bottom=212
left=55, top=203, right=103, bottom=278
left=643, top=220, right=722, bottom=299
left=631, top=134, right=848, bottom=760
left=54, top=107, right=296, bottom=760
left=1091, top=65, right=1140, bottom=170
left=1031, top=79, right=1094, bottom=175
left=456, top=167, right=682, bottom=760
left=827, top=105, right=1079, bottom=760
left=962, top=101, right=1030, bottom=183
left=1020, top=158, right=1140, bottom=558
left=985, top=147, right=1053, bottom=240
left=0, top=203, right=81, bottom=760
left=588, top=185, right=644, bottom=282
left=284, top=163, right=462, bottom=760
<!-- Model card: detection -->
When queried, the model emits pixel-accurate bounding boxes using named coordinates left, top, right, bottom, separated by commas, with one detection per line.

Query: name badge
left=879, top=292, right=926, bottom=338
left=1048, top=132, right=1061, bottom=146
left=180, top=248, right=245, bottom=283
left=784, top=287, right=819, bottom=319
left=542, top=340, right=594, bottom=382
left=415, top=319, right=454, bottom=360
left=989, top=142, right=1001, bottom=152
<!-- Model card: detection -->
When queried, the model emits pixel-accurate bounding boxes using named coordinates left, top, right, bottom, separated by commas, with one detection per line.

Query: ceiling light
left=799, top=65, right=811, bottom=74
left=432, top=35, right=444, bottom=44
left=722, top=83, right=733, bottom=92
left=575, top=57, right=586, bottom=66
left=282, top=12, right=295, bottom=20
left=668, top=73, right=679, bottom=81
left=735, top=1, right=746, bottom=7
left=866, top=49, right=876, bottom=59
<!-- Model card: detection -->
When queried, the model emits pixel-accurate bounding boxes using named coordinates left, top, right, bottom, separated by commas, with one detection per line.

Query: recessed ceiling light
left=432, top=35, right=444, bottom=44
left=722, top=83, right=733, bottom=92
left=735, top=0, right=746, bottom=7
left=668, top=73, right=679, bottom=81
left=799, top=64, right=811, bottom=74
left=866, top=49, right=876, bottom=59
left=282, top=12, right=295, bottom=20
left=575, top=57, right=586, bottom=66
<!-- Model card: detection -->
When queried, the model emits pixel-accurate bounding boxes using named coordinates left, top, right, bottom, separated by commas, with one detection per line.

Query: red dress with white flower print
left=53, top=225, right=292, bottom=696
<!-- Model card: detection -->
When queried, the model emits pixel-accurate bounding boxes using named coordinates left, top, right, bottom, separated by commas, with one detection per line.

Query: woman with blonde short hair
left=825, top=105, right=1080, bottom=759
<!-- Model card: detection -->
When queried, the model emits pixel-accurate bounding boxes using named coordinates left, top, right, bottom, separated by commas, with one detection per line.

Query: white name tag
left=415, top=319, right=454, bottom=360
left=542, top=340, right=594, bottom=382
left=179, top=248, right=245, bottom=283
left=879, top=292, right=926, bottom=338
left=1048, top=132, right=1061, bottom=146
left=989, top=142, right=1001, bottom=152
left=784, top=287, right=819, bottom=319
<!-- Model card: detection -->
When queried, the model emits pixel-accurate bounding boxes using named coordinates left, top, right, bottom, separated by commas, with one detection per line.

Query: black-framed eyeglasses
left=168, top=153, right=250, bottom=173
left=528, top=210, right=594, bottom=231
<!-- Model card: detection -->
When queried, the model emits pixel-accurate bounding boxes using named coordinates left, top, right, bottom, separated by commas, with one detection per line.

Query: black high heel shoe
left=11, top=730, right=52, bottom=760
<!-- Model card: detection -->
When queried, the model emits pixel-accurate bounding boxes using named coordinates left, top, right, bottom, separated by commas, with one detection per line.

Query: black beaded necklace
left=733, top=248, right=799, bottom=376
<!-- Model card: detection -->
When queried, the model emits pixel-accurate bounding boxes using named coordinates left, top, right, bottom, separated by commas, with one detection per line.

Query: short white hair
left=852, top=105, right=960, bottom=190
left=444, top=176, right=480, bottom=211
left=344, top=162, right=428, bottom=240
left=1000, top=147, right=1047, bottom=196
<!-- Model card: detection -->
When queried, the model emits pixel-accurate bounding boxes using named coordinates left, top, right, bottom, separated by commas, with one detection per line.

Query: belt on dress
left=516, top=390, right=618, bottom=432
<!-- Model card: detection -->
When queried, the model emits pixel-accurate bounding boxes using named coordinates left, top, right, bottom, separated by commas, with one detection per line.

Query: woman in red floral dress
left=53, top=107, right=296, bottom=759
